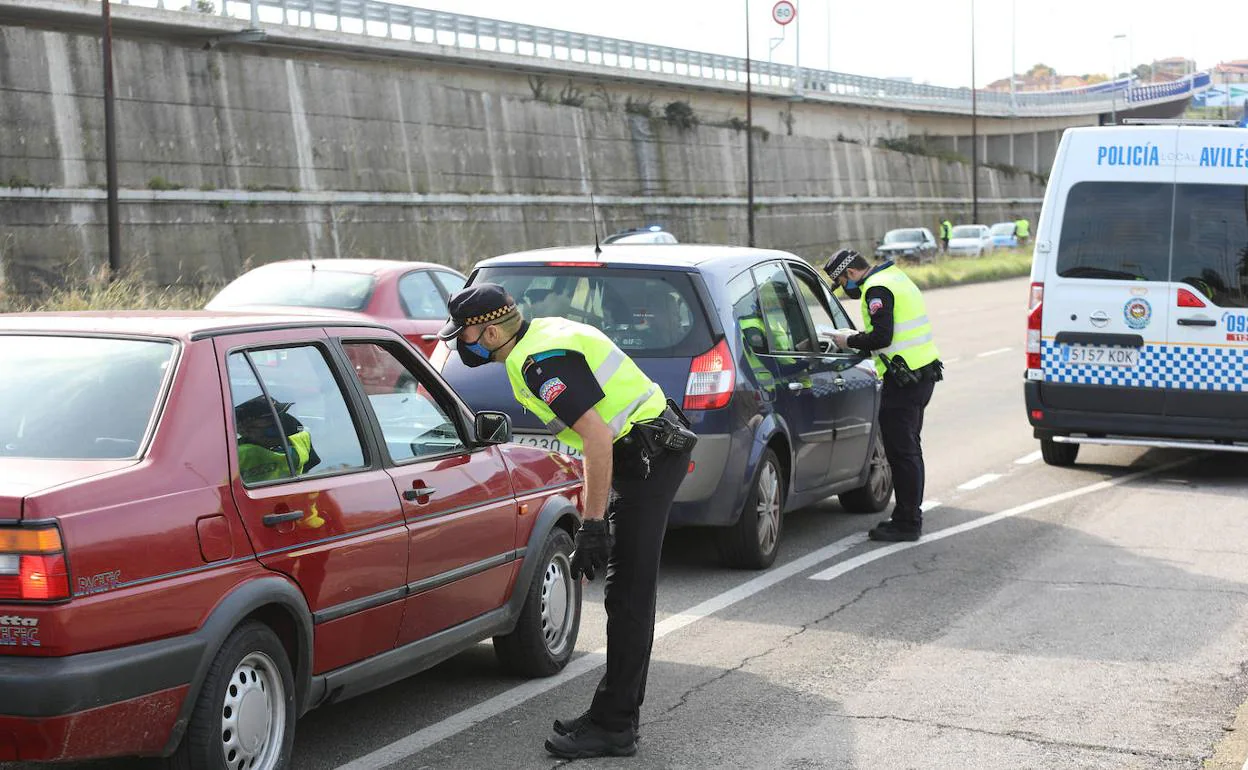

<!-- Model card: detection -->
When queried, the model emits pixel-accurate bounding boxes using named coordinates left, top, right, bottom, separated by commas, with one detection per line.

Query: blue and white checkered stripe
left=1042, top=340, right=1248, bottom=392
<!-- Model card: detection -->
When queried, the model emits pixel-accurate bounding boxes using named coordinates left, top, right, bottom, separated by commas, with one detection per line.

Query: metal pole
left=794, top=1, right=801, bottom=95
left=102, top=0, right=121, bottom=276
left=745, top=0, right=756, bottom=247
left=1009, top=0, right=1015, bottom=113
left=970, top=0, right=978, bottom=225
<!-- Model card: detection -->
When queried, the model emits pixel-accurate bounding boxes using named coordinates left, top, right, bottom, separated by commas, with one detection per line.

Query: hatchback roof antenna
left=588, top=191, right=603, bottom=259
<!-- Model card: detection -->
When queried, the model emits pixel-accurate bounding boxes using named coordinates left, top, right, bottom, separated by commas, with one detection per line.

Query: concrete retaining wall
left=0, top=22, right=1044, bottom=285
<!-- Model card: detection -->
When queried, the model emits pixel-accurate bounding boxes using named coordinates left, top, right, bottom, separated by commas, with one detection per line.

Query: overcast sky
left=395, top=0, right=1243, bottom=88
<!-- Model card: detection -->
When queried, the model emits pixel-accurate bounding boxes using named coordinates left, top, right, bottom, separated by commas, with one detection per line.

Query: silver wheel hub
left=220, top=651, right=285, bottom=770
left=756, top=462, right=781, bottom=553
left=541, top=553, right=574, bottom=656
left=869, top=440, right=893, bottom=500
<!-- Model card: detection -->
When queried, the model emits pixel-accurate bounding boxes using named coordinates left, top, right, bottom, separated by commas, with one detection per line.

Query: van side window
left=1172, top=184, right=1248, bottom=308
left=1056, top=182, right=1172, bottom=282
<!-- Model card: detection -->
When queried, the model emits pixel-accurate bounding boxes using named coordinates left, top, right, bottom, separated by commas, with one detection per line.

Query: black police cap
left=437, top=283, right=517, bottom=340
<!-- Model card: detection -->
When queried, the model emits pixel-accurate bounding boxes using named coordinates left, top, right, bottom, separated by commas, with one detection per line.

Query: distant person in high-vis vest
left=437, top=283, right=695, bottom=760
left=234, top=395, right=318, bottom=484
left=824, top=249, right=943, bottom=542
left=939, top=218, right=953, bottom=253
left=1014, top=215, right=1031, bottom=247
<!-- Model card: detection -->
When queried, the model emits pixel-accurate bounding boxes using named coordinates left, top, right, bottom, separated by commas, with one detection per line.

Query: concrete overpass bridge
left=11, top=0, right=1208, bottom=174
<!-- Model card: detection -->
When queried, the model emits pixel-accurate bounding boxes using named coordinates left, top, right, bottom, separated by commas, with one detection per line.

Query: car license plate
left=1060, top=345, right=1139, bottom=367
left=513, top=432, right=582, bottom=459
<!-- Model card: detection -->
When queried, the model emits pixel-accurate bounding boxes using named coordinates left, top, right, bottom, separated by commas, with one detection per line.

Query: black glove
left=570, top=518, right=614, bottom=581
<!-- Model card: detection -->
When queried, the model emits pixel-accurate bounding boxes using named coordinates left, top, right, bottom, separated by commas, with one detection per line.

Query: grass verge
left=902, top=249, right=1034, bottom=290
left=0, top=266, right=220, bottom=313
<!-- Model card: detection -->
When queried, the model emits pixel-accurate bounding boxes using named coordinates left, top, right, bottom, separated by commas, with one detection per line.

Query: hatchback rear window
left=212, top=269, right=376, bottom=311
left=1057, top=182, right=1248, bottom=306
left=473, top=266, right=712, bottom=356
left=0, top=336, right=176, bottom=459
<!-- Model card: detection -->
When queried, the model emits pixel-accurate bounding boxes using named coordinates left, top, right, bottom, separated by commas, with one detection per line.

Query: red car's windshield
left=212, top=269, right=377, bottom=311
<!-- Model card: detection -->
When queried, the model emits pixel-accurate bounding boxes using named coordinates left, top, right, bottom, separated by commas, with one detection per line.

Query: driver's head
left=235, top=395, right=292, bottom=446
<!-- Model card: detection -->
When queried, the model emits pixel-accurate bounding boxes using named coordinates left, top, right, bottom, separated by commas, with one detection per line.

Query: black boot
left=553, top=711, right=640, bottom=740
left=868, top=520, right=920, bottom=542
left=544, top=721, right=637, bottom=759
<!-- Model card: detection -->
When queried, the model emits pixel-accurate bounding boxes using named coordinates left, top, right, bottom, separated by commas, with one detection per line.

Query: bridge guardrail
left=106, top=0, right=1207, bottom=117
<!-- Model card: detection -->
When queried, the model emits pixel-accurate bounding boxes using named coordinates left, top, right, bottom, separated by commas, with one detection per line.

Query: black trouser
left=588, top=442, right=690, bottom=733
left=878, top=375, right=936, bottom=531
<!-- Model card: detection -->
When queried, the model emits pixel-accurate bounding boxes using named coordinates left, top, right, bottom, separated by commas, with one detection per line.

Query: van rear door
left=1040, top=127, right=1179, bottom=415
left=1163, top=128, right=1248, bottom=420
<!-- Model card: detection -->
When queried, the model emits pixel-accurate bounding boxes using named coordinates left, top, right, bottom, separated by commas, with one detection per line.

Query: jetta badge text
left=0, top=614, right=41, bottom=647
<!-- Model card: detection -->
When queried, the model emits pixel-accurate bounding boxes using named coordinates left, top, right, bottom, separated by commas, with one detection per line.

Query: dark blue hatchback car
left=433, top=245, right=892, bottom=568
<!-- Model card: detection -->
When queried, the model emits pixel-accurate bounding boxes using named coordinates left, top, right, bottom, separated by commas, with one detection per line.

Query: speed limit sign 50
left=772, top=0, right=796, bottom=25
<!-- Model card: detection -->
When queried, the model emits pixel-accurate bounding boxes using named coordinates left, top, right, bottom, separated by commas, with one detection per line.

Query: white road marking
left=958, top=473, right=1002, bottom=490
left=944, top=357, right=962, bottom=365
left=809, top=459, right=1189, bottom=581
left=920, top=500, right=942, bottom=512
left=335, top=532, right=870, bottom=770
left=977, top=347, right=1013, bottom=358
left=1015, top=450, right=1043, bottom=465
left=337, top=460, right=1190, bottom=770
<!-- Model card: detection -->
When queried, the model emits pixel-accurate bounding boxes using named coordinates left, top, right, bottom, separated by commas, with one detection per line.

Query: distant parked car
left=434, top=245, right=894, bottom=570
left=0, top=311, right=583, bottom=767
left=602, top=226, right=678, bottom=244
left=875, top=228, right=938, bottom=263
left=990, top=222, right=1019, bottom=249
left=206, top=259, right=467, bottom=358
left=947, top=225, right=995, bottom=257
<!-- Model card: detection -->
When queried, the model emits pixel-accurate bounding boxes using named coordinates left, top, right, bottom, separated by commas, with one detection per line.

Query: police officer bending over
left=824, top=250, right=942, bottom=542
left=437, top=284, right=696, bottom=759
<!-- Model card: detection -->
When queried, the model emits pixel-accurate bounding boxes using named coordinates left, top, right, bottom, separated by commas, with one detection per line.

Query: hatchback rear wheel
left=719, top=448, right=784, bottom=570
left=839, top=435, right=893, bottom=513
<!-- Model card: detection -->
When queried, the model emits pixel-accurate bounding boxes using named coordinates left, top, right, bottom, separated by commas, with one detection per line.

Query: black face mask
left=842, top=277, right=863, bottom=300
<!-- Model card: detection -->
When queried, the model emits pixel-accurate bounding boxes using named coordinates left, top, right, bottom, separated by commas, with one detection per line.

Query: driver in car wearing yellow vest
left=825, top=249, right=942, bottom=542
left=437, top=283, right=695, bottom=760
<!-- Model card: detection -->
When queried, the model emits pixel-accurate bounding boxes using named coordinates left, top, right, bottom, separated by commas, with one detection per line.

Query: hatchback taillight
left=1026, top=282, right=1044, bottom=372
left=685, top=339, right=735, bottom=410
left=0, top=526, right=70, bottom=602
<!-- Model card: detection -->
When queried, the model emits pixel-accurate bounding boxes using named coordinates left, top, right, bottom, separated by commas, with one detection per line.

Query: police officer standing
left=939, top=217, right=953, bottom=253
left=437, top=284, right=695, bottom=759
left=824, top=250, right=942, bottom=542
left=1014, top=214, right=1031, bottom=248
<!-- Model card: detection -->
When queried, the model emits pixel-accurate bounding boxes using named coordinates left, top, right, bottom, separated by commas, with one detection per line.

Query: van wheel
left=1040, top=437, right=1079, bottom=467
left=493, top=527, right=581, bottom=677
left=719, top=449, right=785, bottom=570
left=838, top=436, right=893, bottom=513
left=171, top=622, right=295, bottom=770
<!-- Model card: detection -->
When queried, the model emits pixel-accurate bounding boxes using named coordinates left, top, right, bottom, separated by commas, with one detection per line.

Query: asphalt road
left=10, top=276, right=1248, bottom=769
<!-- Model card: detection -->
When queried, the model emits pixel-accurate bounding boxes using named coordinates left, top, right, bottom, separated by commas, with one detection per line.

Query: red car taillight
left=1026, top=281, right=1044, bottom=371
left=684, top=339, right=735, bottom=410
left=0, top=526, right=70, bottom=602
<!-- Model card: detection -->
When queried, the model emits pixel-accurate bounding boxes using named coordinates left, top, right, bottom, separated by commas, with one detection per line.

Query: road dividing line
left=920, top=500, right=942, bottom=512
left=1015, top=450, right=1043, bottom=465
left=958, top=473, right=1002, bottom=490
left=335, top=532, right=870, bottom=770
left=337, top=459, right=1190, bottom=770
left=977, top=347, right=1013, bottom=358
left=809, top=458, right=1190, bottom=582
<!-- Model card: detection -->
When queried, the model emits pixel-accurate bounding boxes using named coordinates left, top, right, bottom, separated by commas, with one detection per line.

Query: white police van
left=1025, top=122, right=1248, bottom=465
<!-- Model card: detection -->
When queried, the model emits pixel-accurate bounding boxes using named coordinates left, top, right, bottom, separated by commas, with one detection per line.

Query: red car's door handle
left=420, top=334, right=438, bottom=341
left=403, top=486, right=438, bottom=501
left=263, top=511, right=305, bottom=527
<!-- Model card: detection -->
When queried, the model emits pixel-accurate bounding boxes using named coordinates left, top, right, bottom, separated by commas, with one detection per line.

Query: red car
left=0, top=312, right=584, bottom=768
left=205, top=259, right=468, bottom=358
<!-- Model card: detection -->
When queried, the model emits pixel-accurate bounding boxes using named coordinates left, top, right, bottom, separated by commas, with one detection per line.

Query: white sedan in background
left=946, top=224, right=996, bottom=257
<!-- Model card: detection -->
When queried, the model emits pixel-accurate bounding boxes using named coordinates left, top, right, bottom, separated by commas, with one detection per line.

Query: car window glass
left=0, top=336, right=174, bottom=460
left=398, top=271, right=451, bottom=320
left=1171, top=184, right=1248, bottom=308
left=789, top=266, right=847, bottom=339
left=228, top=347, right=366, bottom=484
left=727, top=271, right=766, bottom=351
left=1056, top=181, right=1173, bottom=282
left=751, top=263, right=813, bottom=354
left=433, top=271, right=467, bottom=297
left=343, top=342, right=466, bottom=461
left=475, top=267, right=712, bottom=357
left=212, top=269, right=375, bottom=311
